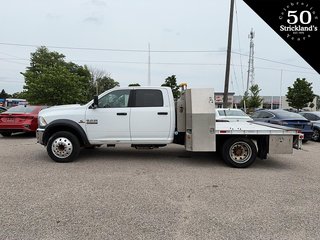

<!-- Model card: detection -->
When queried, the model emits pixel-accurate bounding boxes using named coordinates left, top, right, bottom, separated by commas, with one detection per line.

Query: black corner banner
left=243, top=0, right=320, bottom=74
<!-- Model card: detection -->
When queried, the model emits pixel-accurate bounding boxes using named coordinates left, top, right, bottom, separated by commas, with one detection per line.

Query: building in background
left=233, top=96, right=317, bottom=111
left=214, top=92, right=235, bottom=108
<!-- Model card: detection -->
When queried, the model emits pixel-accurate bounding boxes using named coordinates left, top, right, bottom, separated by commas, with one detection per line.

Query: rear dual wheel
left=222, top=137, right=257, bottom=168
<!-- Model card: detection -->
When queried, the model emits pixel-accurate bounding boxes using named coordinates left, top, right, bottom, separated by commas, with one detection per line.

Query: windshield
left=218, top=109, right=248, bottom=117
left=5, top=106, right=37, bottom=114
left=312, top=112, right=320, bottom=117
left=275, top=111, right=305, bottom=119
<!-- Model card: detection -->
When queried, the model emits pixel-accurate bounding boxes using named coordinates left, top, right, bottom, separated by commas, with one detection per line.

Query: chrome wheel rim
left=52, top=137, right=73, bottom=159
left=229, top=142, right=252, bottom=164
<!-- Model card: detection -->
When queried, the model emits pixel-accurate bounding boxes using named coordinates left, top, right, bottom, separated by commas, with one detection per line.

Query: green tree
left=247, top=84, right=263, bottom=109
left=128, top=83, right=141, bottom=86
left=286, top=78, right=314, bottom=111
left=0, top=89, right=11, bottom=99
left=95, top=76, right=119, bottom=94
left=21, top=47, right=92, bottom=105
left=161, top=75, right=180, bottom=99
left=239, top=91, right=249, bottom=110
left=11, top=91, right=28, bottom=99
left=89, top=68, right=119, bottom=95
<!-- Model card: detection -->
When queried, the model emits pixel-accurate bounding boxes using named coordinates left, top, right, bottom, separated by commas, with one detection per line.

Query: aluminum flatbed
left=216, top=121, right=302, bottom=135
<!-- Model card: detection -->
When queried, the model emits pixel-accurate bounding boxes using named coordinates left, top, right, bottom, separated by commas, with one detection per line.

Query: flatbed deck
left=216, top=121, right=300, bottom=135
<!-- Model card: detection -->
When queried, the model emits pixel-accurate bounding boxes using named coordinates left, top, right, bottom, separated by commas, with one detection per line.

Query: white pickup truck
left=37, top=87, right=302, bottom=168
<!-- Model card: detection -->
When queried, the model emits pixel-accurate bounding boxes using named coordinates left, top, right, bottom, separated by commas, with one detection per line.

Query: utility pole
left=95, top=77, right=99, bottom=95
left=223, top=0, right=235, bottom=108
left=279, top=69, right=283, bottom=109
left=148, top=43, right=151, bottom=86
left=246, top=28, right=255, bottom=92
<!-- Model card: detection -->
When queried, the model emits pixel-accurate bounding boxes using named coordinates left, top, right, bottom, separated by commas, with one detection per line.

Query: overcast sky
left=0, top=0, right=319, bottom=97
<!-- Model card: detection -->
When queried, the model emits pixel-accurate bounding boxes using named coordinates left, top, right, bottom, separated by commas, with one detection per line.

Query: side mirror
left=92, top=95, right=99, bottom=109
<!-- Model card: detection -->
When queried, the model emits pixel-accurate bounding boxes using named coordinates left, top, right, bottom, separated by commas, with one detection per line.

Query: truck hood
left=39, top=104, right=86, bottom=116
left=38, top=104, right=88, bottom=126
left=40, top=104, right=86, bottom=115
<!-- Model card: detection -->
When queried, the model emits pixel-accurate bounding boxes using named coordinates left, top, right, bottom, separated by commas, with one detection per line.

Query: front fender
left=42, top=119, right=90, bottom=146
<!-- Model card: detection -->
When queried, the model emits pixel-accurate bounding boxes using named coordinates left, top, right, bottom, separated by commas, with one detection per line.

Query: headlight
left=38, top=116, right=47, bottom=127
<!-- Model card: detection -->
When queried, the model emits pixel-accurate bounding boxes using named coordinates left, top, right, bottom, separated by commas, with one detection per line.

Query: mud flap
left=257, top=136, right=268, bottom=160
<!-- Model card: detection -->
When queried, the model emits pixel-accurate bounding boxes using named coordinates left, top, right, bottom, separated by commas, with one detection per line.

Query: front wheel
left=312, top=129, right=320, bottom=142
left=222, top=137, right=257, bottom=168
left=47, top=131, right=80, bottom=163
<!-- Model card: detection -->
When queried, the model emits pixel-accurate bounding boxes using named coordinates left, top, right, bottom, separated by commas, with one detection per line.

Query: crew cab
left=37, top=87, right=302, bottom=168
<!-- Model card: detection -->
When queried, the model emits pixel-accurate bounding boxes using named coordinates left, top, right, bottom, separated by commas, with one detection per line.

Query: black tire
left=222, top=137, right=257, bottom=168
left=312, top=129, right=320, bottom=142
left=47, top=131, right=80, bottom=163
left=0, top=132, right=12, bottom=137
left=302, top=139, right=308, bottom=143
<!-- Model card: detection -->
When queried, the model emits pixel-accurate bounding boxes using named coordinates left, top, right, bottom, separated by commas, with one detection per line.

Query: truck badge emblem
left=86, top=119, right=98, bottom=124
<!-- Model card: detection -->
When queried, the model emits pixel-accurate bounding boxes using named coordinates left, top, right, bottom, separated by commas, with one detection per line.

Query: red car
left=0, top=105, right=46, bottom=137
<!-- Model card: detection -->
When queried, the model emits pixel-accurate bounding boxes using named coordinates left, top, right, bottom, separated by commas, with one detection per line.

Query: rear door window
left=252, top=112, right=262, bottom=118
left=134, top=90, right=163, bottom=107
left=263, top=112, right=274, bottom=118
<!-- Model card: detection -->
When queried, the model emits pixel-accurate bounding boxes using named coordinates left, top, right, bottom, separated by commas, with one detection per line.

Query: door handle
left=117, top=113, right=127, bottom=116
left=158, top=112, right=168, bottom=115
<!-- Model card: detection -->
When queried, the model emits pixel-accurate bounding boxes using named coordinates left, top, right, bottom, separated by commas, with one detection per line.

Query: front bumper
left=302, top=130, right=314, bottom=140
left=36, top=128, right=45, bottom=145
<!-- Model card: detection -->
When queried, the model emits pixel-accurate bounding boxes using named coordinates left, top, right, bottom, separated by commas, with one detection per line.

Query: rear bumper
left=0, top=124, right=35, bottom=132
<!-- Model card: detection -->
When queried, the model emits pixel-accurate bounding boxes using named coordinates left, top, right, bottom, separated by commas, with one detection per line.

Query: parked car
left=0, top=105, right=46, bottom=137
left=215, top=108, right=252, bottom=122
left=251, top=109, right=313, bottom=142
left=0, top=106, right=7, bottom=113
left=299, top=111, right=320, bottom=141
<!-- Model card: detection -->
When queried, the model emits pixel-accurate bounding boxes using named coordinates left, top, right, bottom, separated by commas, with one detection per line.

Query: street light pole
left=148, top=43, right=151, bottom=86
left=223, top=0, right=235, bottom=108
left=279, top=69, right=283, bottom=109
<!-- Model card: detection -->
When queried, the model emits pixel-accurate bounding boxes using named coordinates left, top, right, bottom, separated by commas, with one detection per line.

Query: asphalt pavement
left=1, top=134, right=320, bottom=240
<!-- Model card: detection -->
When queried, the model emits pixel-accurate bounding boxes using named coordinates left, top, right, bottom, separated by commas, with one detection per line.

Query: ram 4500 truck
left=37, top=87, right=302, bottom=168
